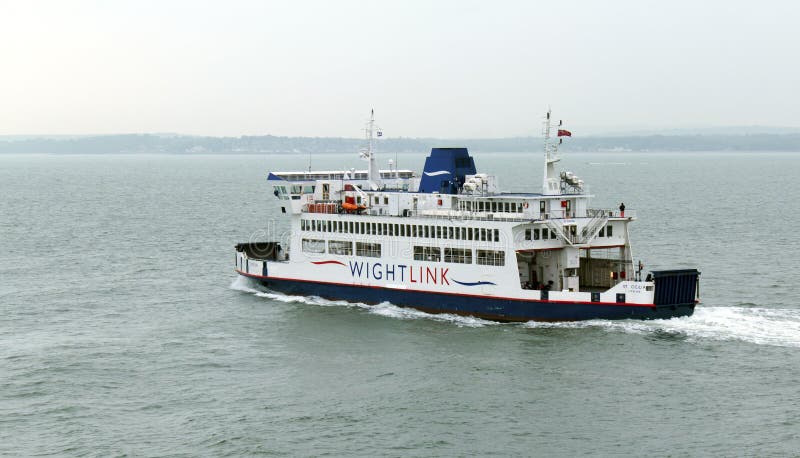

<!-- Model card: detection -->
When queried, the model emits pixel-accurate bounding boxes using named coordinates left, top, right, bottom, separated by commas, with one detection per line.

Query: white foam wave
left=524, top=306, right=800, bottom=348
left=229, top=275, right=265, bottom=294
left=232, top=277, right=800, bottom=346
left=229, top=277, right=495, bottom=327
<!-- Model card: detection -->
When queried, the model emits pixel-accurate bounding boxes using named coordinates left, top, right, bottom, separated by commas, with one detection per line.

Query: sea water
left=1, top=151, right=799, bottom=456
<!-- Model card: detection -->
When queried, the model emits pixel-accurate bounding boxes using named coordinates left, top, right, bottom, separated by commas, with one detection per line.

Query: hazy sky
left=2, top=0, right=798, bottom=137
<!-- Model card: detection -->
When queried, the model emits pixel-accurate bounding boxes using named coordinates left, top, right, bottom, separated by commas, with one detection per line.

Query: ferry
left=234, top=110, right=700, bottom=321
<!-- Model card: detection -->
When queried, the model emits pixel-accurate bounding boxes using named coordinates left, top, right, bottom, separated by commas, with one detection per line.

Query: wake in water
left=229, top=276, right=496, bottom=328
left=524, top=306, right=800, bottom=348
left=231, top=277, right=800, bottom=347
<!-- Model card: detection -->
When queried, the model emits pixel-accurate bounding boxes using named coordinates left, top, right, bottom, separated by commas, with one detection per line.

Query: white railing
left=587, top=208, right=636, bottom=219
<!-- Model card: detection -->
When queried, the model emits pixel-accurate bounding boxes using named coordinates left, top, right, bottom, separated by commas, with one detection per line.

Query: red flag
left=557, top=129, right=572, bottom=137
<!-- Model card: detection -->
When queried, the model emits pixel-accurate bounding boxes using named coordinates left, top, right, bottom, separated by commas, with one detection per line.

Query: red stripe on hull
left=311, top=260, right=347, bottom=266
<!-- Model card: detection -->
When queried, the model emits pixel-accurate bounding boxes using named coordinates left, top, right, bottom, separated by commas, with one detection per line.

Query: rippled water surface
left=2, top=152, right=800, bottom=456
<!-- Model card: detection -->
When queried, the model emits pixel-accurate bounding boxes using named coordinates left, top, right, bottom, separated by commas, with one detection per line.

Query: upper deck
left=266, top=142, right=637, bottom=233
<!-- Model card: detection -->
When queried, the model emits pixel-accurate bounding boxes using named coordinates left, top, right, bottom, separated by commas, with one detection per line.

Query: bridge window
left=302, top=239, right=325, bottom=254
left=444, top=248, right=472, bottom=264
left=476, top=249, right=505, bottom=266
left=356, top=242, right=381, bottom=258
left=272, top=185, right=289, bottom=200
left=413, top=246, right=441, bottom=262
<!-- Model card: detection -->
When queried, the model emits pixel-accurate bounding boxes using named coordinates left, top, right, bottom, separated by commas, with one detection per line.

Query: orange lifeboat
left=342, top=202, right=366, bottom=212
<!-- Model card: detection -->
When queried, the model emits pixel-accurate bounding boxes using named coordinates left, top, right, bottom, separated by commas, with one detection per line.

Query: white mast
left=364, top=109, right=381, bottom=191
left=542, top=108, right=561, bottom=195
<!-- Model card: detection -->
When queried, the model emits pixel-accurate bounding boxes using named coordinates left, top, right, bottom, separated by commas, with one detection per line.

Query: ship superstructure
left=235, top=111, right=699, bottom=321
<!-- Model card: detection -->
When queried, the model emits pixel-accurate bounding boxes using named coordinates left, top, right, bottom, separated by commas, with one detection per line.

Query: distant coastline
left=1, top=133, right=800, bottom=154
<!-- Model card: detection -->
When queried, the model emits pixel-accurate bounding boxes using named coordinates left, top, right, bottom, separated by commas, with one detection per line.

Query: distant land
left=2, top=128, right=800, bottom=154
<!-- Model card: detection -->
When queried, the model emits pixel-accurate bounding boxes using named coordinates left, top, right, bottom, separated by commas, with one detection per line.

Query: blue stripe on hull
left=245, top=275, right=695, bottom=322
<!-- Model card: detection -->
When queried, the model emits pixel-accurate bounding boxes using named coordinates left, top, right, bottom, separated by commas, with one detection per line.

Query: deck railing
left=587, top=208, right=636, bottom=219
left=301, top=202, right=635, bottom=222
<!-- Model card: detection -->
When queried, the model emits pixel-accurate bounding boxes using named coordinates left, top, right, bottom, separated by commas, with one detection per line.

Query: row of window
left=524, top=228, right=558, bottom=241
left=523, top=224, right=614, bottom=241
left=457, top=200, right=526, bottom=213
left=274, top=184, right=315, bottom=198
left=301, top=219, right=501, bottom=242
left=410, top=245, right=505, bottom=266
left=302, top=239, right=505, bottom=266
left=302, top=239, right=383, bottom=258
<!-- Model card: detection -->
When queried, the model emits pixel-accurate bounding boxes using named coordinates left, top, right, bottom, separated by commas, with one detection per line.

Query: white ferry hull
left=235, top=268, right=696, bottom=322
